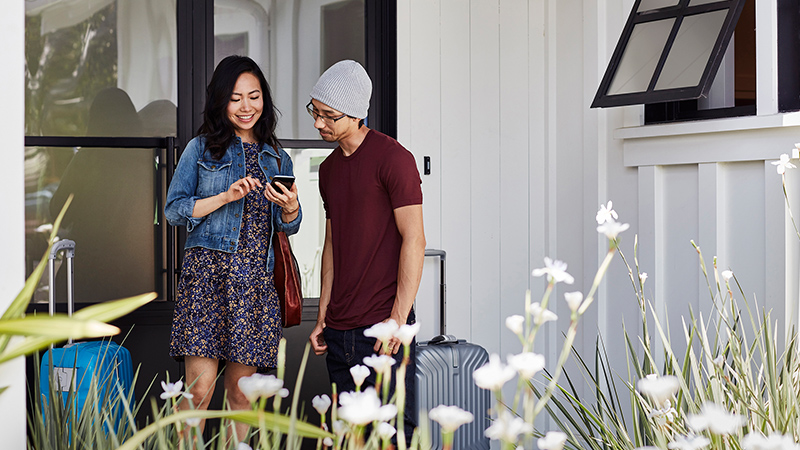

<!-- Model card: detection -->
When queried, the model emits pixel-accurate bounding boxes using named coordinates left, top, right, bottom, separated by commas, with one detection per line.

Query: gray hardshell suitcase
left=416, top=250, right=491, bottom=450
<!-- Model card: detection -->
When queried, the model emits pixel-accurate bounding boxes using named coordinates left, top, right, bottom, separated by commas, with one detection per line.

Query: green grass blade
left=71, top=293, right=157, bottom=322
left=0, top=315, right=119, bottom=338
left=116, top=409, right=332, bottom=450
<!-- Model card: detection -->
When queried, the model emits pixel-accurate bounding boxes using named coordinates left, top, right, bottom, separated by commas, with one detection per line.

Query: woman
left=164, top=55, right=301, bottom=437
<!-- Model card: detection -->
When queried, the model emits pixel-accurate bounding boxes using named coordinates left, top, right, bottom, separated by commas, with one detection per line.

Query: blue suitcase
left=416, top=250, right=491, bottom=450
left=39, top=240, right=134, bottom=427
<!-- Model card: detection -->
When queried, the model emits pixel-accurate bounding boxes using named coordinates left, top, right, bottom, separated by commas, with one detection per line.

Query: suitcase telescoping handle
left=48, top=239, right=76, bottom=344
left=424, top=249, right=447, bottom=336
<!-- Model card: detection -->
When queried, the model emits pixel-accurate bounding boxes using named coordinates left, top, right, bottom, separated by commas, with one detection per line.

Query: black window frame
left=591, top=0, right=748, bottom=109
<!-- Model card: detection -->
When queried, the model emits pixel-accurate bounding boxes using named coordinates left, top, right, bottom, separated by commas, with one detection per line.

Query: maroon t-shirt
left=319, top=129, right=423, bottom=330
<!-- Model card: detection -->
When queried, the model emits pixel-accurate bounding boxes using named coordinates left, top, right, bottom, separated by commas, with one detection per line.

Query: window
left=644, top=0, right=756, bottom=123
left=592, top=0, right=750, bottom=115
left=24, top=0, right=177, bottom=303
left=594, top=0, right=800, bottom=123
left=25, top=0, right=178, bottom=137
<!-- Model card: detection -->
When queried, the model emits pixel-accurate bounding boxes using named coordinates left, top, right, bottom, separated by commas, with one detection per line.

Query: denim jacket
left=164, top=135, right=302, bottom=272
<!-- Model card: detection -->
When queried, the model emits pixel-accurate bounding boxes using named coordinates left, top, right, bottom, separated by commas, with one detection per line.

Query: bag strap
left=273, top=151, right=282, bottom=228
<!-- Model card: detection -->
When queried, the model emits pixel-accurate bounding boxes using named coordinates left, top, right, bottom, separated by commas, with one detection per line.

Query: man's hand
left=373, top=317, right=404, bottom=356
left=310, top=322, right=327, bottom=355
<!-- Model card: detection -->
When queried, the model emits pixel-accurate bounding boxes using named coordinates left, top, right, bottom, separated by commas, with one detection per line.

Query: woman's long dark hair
left=198, top=55, right=280, bottom=160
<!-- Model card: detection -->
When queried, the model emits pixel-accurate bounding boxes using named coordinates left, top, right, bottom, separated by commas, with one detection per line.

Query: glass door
left=24, top=0, right=178, bottom=303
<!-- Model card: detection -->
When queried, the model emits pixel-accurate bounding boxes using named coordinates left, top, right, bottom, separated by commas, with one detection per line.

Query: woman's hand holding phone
left=265, top=175, right=299, bottom=216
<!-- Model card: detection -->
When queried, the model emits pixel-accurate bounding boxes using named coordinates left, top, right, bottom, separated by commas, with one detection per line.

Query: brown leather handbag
left=273, top=230, right=303, bottom=327
left=272, top=155, right=303, bottom=328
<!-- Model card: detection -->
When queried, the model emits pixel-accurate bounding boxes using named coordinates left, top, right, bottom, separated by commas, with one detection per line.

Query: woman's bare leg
left=224, top=361, right=258, bottom=441
left=182, top=355, right=220, bottom=432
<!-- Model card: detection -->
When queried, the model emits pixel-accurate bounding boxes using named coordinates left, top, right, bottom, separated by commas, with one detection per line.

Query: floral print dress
left=169, top=142, right=281, bottom=369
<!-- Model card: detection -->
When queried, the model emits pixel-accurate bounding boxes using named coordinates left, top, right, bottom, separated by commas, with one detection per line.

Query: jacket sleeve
left=274, top=148, right=302, bottom=236
left=164, top=138, right=205, bottom=231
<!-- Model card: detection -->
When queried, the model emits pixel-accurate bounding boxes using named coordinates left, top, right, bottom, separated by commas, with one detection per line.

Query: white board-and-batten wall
left=0, top=0, right=28, bottom=446
left=397, top=0, right=800, bottom=423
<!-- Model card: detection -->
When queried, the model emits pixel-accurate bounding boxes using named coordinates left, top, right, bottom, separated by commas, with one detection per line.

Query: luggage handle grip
left=49, top=239, right=75, bottom=261
left=48, top=239, right=76, bottom=345
left=428, top=334, right=458, bottom=345
left=424, top=249, right=446, bottom=335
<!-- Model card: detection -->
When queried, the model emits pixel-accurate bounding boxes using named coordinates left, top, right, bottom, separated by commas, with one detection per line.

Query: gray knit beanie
left=310, top=60, right=372, bottom=119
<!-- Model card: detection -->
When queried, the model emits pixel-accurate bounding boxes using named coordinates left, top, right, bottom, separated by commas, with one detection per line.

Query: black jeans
left=323, top=310, right=417, bottom=442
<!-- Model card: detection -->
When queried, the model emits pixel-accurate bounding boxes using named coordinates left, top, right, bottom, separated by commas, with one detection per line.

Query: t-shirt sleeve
left=319, top=159, right=331, bottom=219
left=384, top=147, right=423, bottom=209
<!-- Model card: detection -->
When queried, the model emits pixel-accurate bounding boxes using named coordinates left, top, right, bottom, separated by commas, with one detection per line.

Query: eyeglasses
left=306, top=101, right=347, bottom=125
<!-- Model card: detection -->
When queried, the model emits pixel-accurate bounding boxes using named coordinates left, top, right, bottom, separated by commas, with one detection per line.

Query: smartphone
left=270, top=175, right=295, bottom=194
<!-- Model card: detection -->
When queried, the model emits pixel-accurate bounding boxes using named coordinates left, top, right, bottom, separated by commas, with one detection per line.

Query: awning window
left=591, top=0, right=748, bottom=108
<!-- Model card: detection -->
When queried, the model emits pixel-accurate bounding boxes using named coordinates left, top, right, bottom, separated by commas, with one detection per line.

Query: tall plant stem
left=534, top=246, right=616, bottom=417
left=783, top=175, right=800, bottom=242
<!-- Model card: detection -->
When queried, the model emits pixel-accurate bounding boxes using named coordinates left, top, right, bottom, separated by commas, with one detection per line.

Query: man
left=307, top=60, right=425, bottom=440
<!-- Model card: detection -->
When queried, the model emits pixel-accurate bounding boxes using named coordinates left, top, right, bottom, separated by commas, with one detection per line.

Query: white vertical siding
left=0, top=0, right=27, bottom=446
left=403, top=0, right=444, bottom=339
left=400, top=0, right=800, bottom=430
left=499, top=0, right=532, bottom=353
left=468, top=0, right=503, bottom=352
left=435, top=0, right=473, bottom=340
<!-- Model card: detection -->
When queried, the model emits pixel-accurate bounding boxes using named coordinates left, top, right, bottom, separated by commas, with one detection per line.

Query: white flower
left=394, top=322, right=421, bottom=346
left=428, top=405, right=474, bottom=433
left=722, top=270, right=733, bottom=281
left=532, top=257, right=575, bottom=284
left=185, top=417, right=201, bottom=427
left=160, top=380, right=193, bottom=400
left=563, top=291, right=584, bottom=312
left=772, top=153, right=797, bottom=174
left=376, top=404, right=398, bottom=422
left=527, top=302, right=558, bottom=325
left=349, top=365, right=370, bottom=388
left=236, top=443, right=253, bottom=450
left=639, top=272, right=648, bottom=285
left=237, top=373, right=286, bottom=403
left=712, top=355, right=724, bottom=368
left=686, top=402, right=746, bottom=435
left=596, top=201, right=619, bottom=224
left=667, top=434, right=711, bottom=450
left=332, top=420, right=348, bottom=435
left=483, top=410, right=533, bottom=443
left=362, top=354, right=396, bottom=375
left=597, top=220, right=630, bottom=239
left=537, top=431, right=568, bottom=450
left=312, top=394, right=332, bottom=416
left=323, top=437, right=334, bottom=447
left=376, top=422, right=397, bottom=440
left=338, top=388, right=396, bottom=425
left=636, top=374, right=680, bottom=406
left=742, top=432, right=800, bottom=450
left=507, top=352, right=546, bottom=379
left=473, top=354, right=516, bottom=391
left=364, top=320, right=400, bottom=344
left=648, top=400, right=678, bottom=426
left=505, top=315, right=525, bottom=335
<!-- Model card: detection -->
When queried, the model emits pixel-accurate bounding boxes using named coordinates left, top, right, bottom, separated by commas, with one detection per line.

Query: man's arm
left=310, top=219, right=334, bottom=355
left=380, top=204, right=426, bottom=355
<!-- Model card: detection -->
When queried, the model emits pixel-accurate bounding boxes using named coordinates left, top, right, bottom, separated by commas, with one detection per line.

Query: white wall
left=398, top=0, right=609, bottom=393
left=0, top=0, right=28, bottom=445
left=399, top=0, right=800, bottom=436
